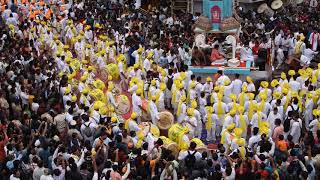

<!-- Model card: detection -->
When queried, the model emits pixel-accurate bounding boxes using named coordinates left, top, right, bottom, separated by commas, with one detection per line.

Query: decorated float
left=190, top=0, right=252, bottom=75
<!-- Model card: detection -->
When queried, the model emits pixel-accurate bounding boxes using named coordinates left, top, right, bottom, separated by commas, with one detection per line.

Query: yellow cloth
left=124, top=119, right=131, bottom=130
left=217, top=98, right=224, bottom=118
left=148, top=86, right=154, bottom=100
left=297, top=96, right=303, bottom=111
left=138, top=54, right=143, bottom=70
left=238, top=114, right=246, bottom=135
left=260, top=99, right=266, bottom=112
left=168, top=124, right=188, bottom=150
left=257, top=112, right=262, bottom=129
left=220, top=129, right=227, bottom=144
left=155, top=91, right=161, bottom=105
left=210, top=93, right=215, bottom=104
left=205, top=110, right=213, bottom=130
left=284, top=95, right=290, bottom=112
left=239, top=146, right=245, bottom=159
left=80, top=94, right=88, bottom=106
left=239, top=92, right=245, bottom=106
left=172, top=88, right=178, bottom=105
left=248, top=101, right=254, bottom=120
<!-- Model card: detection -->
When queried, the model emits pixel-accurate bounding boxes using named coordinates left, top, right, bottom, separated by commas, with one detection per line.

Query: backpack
left=185, top=151, right=197, bottom=168
left=166, top=75, right=173, bottom=90
left=83, top=123, right=93, bottom=137
left=283, top=117, right=291, bottom=133
left=289, top=105, right=299, bottom=115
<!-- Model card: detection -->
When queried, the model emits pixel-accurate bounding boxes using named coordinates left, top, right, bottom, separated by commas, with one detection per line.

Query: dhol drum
left=159, top=136, right=179, bottom=156
left=191, top=138, right=208, bottom=153
left=115, top=95, right=131, bottom=115
left=157, top=111, right=174, bottom=136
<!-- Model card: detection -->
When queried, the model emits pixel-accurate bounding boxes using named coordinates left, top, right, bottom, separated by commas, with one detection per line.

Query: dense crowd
left=0, top=0, right=320, bottom=180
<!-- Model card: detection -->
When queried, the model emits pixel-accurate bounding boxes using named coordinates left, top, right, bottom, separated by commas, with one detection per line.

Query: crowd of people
left=0, top=0, right=320, bottom=180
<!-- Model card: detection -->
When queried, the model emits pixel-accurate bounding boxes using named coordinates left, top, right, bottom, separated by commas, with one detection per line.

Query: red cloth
left=210, top=49, right=223, bottom=62
left=0, top=136, right=8, bottom=162
left=252, top=45, right=260, bottom=55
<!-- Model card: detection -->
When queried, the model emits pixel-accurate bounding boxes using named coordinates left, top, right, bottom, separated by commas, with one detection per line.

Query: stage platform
left=189, top=60, right=251, bottom=75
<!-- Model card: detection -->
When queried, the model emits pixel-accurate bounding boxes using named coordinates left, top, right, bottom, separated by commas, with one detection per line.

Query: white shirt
left=128, top=120, right=141, bottom=132
left=9, top=175, right=20, bottom=180
left=178, top=150, right=202, bottom=161
left=289, top=80, right=301, bottom=92
left=20, top=91, right=29, bottom=105
left=267, top=112, right=282, bottom=130
left=251, top=112, right=267, bottom=128
left=243, top=82, right=256, bottom=92
left=223, top=115, right=236, bottom=130
left=143, top=58, right=151, bottom=72
left=132, top=93, right=142, bottom=116
left=248, top=135, right=261, bottom=149
left=213, top=102, right=228, bottom=116
left=40, top=175, right=54, bottom=180
left=216, top=75, right=230, bottom=86
left=275, top=34, right=282, bottom=46
left=231, top=79, right=242, bottom=96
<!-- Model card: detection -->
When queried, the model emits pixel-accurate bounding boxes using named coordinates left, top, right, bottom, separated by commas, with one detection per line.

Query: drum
left=191, top=138, right=208, bottom=153
left=113, top=84, right=122, bottom=96
left=115, top=95, right=130, bottom=115
left=157, top=111, right=174, bottom=136
left=159, top=136, right=179, bottom=156
left=168, top=124, right=189, bottom=150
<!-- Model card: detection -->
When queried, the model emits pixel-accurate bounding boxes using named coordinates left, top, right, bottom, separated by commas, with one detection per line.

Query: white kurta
left=222, top=115, right=235, bottom=130
left=308, top=32, right=319, bottom=51
left=177, top=103, right=187, bottom=123
left=205, top=113, right=218, bottom=141
left=183, top=116, right=197, bottom=138
left=132, top=94, right=142, bottom=116
left=251, top=112, right=267, bottom=128
left=149, top=101, right=159, bottom=124
left=304, top=99, right=314, bottom=124
left=290, top=120, right=302, bottom=144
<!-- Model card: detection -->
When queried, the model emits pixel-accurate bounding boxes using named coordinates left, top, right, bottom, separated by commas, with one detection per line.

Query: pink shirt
left=272, top=125, right=284, bottom=142
left=211, top=49, right=223, bottom=62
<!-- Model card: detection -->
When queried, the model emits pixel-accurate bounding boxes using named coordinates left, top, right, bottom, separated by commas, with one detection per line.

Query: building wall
left=193, top=0, right=203, bottom=14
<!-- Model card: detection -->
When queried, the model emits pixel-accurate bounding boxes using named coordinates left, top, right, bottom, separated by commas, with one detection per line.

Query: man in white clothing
left=231, top=74, right=242, bottom=96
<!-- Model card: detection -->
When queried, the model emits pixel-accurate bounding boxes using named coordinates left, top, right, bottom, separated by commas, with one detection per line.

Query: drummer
left=149, top=96, right=160, bottom=125
left=132, top=88, right=144, bottom=123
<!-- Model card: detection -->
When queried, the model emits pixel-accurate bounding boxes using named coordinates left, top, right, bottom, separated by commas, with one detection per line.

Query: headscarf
left=217, top=93, right=224, bottom=118
left=247, top=93, right=255, bottom=120
left=238, top=106, right=247, bottom=134
left=177, top=95, right=186, bottom=116
left=205, top=106, right=214, bottom=130
left=239, top=85, right=247, bottom=106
